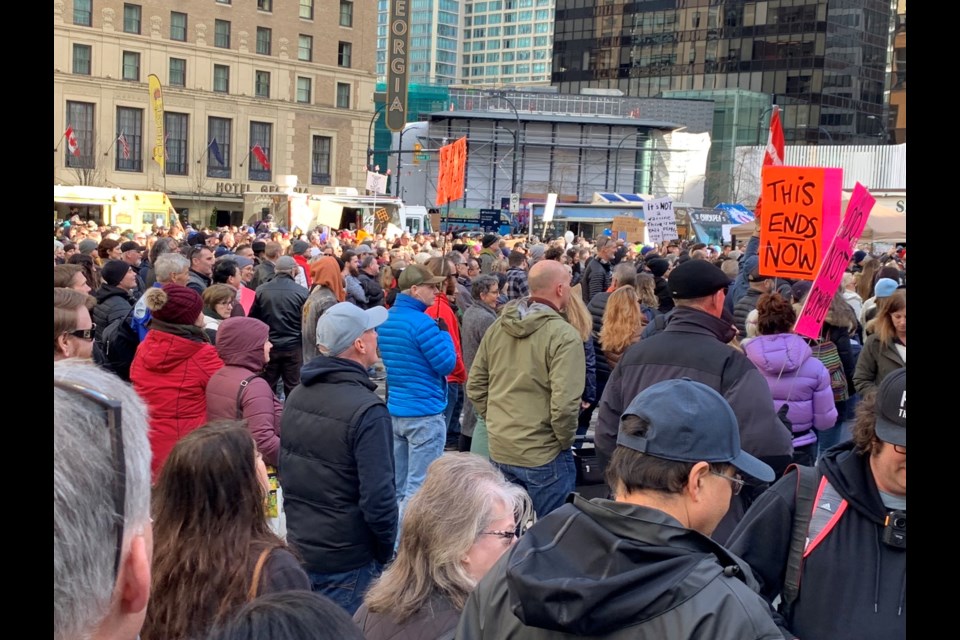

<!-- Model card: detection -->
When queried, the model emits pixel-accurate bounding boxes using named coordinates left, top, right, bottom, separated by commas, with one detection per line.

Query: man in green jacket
left=467, top=259, right=585, bottom=518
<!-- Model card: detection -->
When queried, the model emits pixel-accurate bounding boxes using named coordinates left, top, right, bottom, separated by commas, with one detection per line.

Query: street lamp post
left=367, top=102, right=386, bottom=171
left=612, top=131, right=645, bottom=193
left=798, top=124, right=834, bottom=144
left=867, top=115, right=888, bottom=144
left=486, top=91, right=521, bottom=198
left=395, top=126, right=407, bottom=198
left=756, top=105, right=776, bottom=145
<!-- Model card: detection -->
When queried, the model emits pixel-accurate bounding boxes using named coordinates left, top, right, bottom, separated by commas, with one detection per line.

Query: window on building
left=336, top=82, right=350, bottom=109
left=298, top=34, right=313, bottom=61
left=215, top=0, right=231, bottom=4
left=115, top=107, right=143, bottom=172
left=123, top=4, right=141, bottom=34
left=339, top=1, right=353, bottom=27
left=207, top=117, right=231, bottom=178
left=213, top=64, right=230, bottom=93
left=255, top=70, right=270, bottom=98
left=165, top=112, right=189, bottom=175
left=215, top=19, right=231, bottom=48
left=66, top=101, right=95, bottom=168
left=297, top=77, right=312, bottom=103
left=249, top=121, right=272, bottom=181
left=311, top=135, right=332, bottom=185
left=256, top=27, right=271, bottom=55
left=170, top=11, right=187, bottom=41
left=74, top=0, right=92, bottom=26
left=169, top=57, right=186, bottom=86
left=72, top=44, right=92, bottom=75
left=122, top=51, right=140, bottom=81
left=257, top=0, right=272, bottom=11
left=301, top=0, right=314, bottom=20
left=338, top=42, right=352, bottom=67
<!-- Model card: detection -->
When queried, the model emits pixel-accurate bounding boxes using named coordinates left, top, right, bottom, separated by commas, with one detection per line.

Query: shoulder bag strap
left=247, top=547, right=272, bottom=602
left=782, top=463, right=819, bottom=613
left=235, top=374, right=261, bottom=420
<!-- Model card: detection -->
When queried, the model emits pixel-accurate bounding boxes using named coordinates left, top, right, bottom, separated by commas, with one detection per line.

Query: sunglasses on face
left=64, top=324, right=97, bottom=341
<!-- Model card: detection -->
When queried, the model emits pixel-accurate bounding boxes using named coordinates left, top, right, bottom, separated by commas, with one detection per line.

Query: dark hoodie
left=727, top=442, right=906, bottom=639
left=92, top=285, right=134, bottom=344
left=458, top=494, right=783, bottom=639
left=205, top=317, right=283, bottom=465
left=279, top=355, right=397, bottom=574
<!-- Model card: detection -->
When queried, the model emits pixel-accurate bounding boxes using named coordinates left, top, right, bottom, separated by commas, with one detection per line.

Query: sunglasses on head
left=64, top=324, right=97, bottom=341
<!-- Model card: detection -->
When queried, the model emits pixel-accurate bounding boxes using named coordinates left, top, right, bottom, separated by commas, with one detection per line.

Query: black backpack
left=100, top=309, right=139, bottom=381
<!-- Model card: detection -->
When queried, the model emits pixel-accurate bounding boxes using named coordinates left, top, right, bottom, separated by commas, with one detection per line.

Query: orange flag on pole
left=436, top=136, right=467, bottom=206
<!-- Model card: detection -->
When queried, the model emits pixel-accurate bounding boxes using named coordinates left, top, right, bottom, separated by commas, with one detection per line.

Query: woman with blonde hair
left=856, top=256, right=880, bottom=301
left=355, top=453, right=532, bottom=639
left=599, top=286, right=644, bottom=371
left=853, top=288, right=905, bottom=395
left=634, top=272, right=660, bottom=325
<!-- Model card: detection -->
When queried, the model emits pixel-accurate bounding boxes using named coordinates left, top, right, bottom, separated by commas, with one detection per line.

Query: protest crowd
left=54, top=209, right=906, bottom=640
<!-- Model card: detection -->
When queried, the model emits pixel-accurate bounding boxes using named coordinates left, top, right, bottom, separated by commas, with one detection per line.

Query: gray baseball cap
left=316, top=302, right=388, bottom=357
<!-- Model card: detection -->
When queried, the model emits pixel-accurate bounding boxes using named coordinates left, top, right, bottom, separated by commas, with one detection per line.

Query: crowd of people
left=54, top=211, right=906, bottom=640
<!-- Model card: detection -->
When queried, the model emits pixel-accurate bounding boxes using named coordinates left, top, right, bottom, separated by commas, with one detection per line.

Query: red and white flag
left=118, top=132, right=130, bottom=160
left=65, top=126, right=80, bottom=157
left=755, top=105, right=785, bottom=217
left=252, top=143, right=271, bottom=170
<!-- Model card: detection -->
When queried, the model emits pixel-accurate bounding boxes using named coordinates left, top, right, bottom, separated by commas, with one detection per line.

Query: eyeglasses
left=63, top=324, right=97, bottom=341
left=893, top=444, right=906, bottom=454
left=710, top=471, right=745, bottom=495
left=480, top=529, right=518, bottom=542
left=53, top=380, right=125, bottom=578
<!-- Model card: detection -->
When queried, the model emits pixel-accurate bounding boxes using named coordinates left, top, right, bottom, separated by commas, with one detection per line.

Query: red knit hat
left=144, top=283, right=203, bottom=325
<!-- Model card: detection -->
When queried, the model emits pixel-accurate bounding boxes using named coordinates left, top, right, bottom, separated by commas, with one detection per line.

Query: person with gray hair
left=460, top=274, right=501, bottom=454
left=131, top=252, right=191, bottom=341
left=54, top=359, right=153, bottom=640
left=355, top=453, right=532, bottom=639
left=280, top=302, right=397, bottom=615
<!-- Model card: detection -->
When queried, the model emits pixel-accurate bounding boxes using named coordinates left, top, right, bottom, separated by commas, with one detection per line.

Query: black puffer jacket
left=249, top=273, right=308, bottom=351
left=92, top=285, right=135, bottom=344
left=358, top=271, right=385, bottom=308
left=279, top=356, right=397, bottom=574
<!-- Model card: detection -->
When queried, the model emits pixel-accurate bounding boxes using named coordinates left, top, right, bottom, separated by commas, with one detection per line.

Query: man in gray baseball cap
left=458, top=378, right=782, bottom=639
left=279, top=301, right=397, bottom=614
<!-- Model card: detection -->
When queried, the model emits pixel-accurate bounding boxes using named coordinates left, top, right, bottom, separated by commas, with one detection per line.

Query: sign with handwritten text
left=759, top=166, right=842, bottom=279
left=643, top=197, right=677, bottom=243
left=794, top=183, right=876, bottom=339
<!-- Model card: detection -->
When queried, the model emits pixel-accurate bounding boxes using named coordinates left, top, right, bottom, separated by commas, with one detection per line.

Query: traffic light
left=413, top=142, right=422, bottom=152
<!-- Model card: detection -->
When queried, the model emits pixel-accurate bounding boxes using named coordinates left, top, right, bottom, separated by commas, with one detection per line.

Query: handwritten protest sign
left=760, top=166, right=842, bottom=279
left=612, top=216, right=646, bottom=243
left=643, top=198, right=677, bottom=243
left=794, top=183, right=876, bottom=339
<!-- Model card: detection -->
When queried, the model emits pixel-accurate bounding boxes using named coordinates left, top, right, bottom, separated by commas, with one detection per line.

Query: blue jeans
left=444, top=382, right=464, bottom=440
left=393, top=413, right=446, bottom=524
left=308, top=560, right=382, bottom=616
left=494, top=450, right=576, bottom=519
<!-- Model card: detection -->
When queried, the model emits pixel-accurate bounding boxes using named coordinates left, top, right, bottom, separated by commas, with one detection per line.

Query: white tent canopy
left=730, top=201, right=905, bottom=243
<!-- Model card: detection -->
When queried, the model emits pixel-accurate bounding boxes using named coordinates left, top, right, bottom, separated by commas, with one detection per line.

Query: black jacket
left=596, top=306, right=794, bottom=542
left=580, top=257, right=611, bottom=304
left=92, top=285, right=134, bottom=344
left=458, top=495, right=783, bottom=639
left=727, top=442, right=906, bottom=639
left=249, top=260, right=276, bottom=291
left=357, top=271, right=385, bottom=308
left=733, top=287, right=763, bottom=337
left=653, top=275, right=674, bottom=313
left=279, top=356, right=398, bottom=573
left=250, top=273, right=308, bottom=351
left=586, top=290, right=614, bottom=391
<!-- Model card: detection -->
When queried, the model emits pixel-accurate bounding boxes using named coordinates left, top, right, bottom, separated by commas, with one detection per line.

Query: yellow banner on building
left=147, top=74, right=165, bottom=170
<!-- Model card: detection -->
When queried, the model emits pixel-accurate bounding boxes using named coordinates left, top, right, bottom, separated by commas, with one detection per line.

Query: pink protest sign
left=794, top=183, right=876, bottom=339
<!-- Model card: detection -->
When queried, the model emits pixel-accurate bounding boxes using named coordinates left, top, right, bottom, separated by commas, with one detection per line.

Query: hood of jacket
left=504, top=495, right=756, bottom=635
left=214, top=316, right=270, bottom=371
left=743, top=332, right=812, bottom=375
left=818, top=441, right=889, bottom=524
left=499, top=297, right=563, bottom=339
left=95, top=284, right=133, bottom=305
left=136, top=328, right=210, bottom=373
left=300, top=353, right=377, bottom=391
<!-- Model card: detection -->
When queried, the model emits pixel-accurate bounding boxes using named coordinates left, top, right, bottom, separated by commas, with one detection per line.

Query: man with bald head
left=467, top=260, right=586, bottom=518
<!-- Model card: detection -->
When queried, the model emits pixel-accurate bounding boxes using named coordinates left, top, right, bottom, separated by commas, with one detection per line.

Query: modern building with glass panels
left=460, top=0, right=555, bottom=86
left=377, top=0, right=461, bottom=85
left=551, top=0, right=898, bottom=146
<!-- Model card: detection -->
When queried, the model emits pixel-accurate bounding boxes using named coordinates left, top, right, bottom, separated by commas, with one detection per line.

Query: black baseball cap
left=875, top=369, right=906, bottom=447
left=617, top=378, right=774, bottom=482
left=668, top=260, right=730, bottom=299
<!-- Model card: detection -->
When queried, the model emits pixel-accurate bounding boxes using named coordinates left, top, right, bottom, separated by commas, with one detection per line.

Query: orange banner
left=759, top=166, right=842, bottom=280
left=436, top=136, right=467, bottom=206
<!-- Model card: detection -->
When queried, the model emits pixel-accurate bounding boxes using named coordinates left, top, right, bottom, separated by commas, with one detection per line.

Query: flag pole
left=196, top=140, right=212, bottom=164
left=54, top=130, right=67, bottom=153
left=238, top=147, right=252, bottom=168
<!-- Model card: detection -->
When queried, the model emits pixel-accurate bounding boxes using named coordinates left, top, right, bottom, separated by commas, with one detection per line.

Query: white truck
left=242, top=187, right=432, bottom=238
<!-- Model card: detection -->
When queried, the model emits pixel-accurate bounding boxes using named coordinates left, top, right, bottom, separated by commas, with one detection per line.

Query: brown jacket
left=353, top=595, right=459, bottom=640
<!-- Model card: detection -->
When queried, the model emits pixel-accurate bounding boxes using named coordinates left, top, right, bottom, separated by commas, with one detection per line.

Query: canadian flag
left=251, top=143, right=271, bottom=170
left=754, top=106, right=785, bottom=217
left=65, top=126, right=80, bottom=157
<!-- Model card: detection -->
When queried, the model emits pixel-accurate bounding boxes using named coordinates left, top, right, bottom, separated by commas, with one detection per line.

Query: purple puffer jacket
left=743, top=333, right=838, bottom=448
left=206, top=317, right=283, bottom=466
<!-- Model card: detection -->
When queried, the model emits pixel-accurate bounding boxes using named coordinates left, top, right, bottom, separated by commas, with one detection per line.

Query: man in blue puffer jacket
left=377, top=264, right=457, bottom=526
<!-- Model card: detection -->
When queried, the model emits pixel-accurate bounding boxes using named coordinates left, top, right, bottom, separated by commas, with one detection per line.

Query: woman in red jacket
left=424, top=257, right=467, bottom=450
left=131, top=283, right=224, bottom=480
